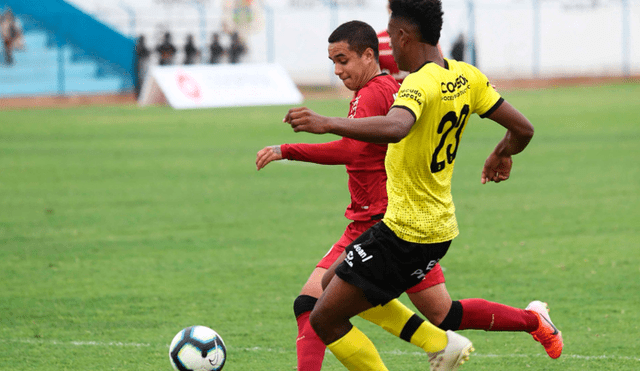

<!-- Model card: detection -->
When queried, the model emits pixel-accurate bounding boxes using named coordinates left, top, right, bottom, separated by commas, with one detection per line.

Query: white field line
left=240, top=347, right=640, bottom=362
left=0, top=338, right=151, bottom=347
left=377, top=350, right=640, bottom=362
left=3, top=339, right=638, bottom=362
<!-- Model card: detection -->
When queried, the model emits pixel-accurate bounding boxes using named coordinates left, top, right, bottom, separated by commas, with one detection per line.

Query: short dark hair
left=389, top=0, right=443, bottom=46
left=328, top=20, right=379, bottom=61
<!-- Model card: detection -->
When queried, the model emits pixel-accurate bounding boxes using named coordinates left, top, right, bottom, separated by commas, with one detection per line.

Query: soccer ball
left=169, top=326, right=227, bottom=371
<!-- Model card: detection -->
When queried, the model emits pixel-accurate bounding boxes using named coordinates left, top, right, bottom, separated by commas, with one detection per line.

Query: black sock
left=438, top=300, right=463, bottom=331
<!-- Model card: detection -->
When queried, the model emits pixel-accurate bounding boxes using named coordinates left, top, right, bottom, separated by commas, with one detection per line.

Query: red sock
left=459, top=298, right=539, bottom=332
left=295, top=311, right=326, bottom=371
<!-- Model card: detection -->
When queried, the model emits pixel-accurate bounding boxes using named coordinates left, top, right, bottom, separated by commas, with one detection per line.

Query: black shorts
left=334, top=221, right=451, bottom=306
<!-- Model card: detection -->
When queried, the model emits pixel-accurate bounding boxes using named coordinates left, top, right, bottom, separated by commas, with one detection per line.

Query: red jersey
left=281, top=74, right=400, bottom=222
left=377, top=30, right=409, bottom=84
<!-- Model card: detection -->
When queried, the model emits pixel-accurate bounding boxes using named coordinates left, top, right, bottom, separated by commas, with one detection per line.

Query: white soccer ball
left=169, top=326, right=227, bottom=371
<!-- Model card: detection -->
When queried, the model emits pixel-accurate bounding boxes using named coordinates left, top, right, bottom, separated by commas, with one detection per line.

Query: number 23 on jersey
left=431, top=104, right=470, bottom=173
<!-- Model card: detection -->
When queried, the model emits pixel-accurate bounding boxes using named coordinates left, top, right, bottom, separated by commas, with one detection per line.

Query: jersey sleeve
left=469, top=66, right=503, bottom=118
left=391, top=73, right=427, bottom=122
left=281, top=139, right=361, bottom=165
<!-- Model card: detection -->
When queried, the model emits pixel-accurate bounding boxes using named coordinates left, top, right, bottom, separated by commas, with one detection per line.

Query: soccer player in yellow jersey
left=283, top=0, right=563, bottom=370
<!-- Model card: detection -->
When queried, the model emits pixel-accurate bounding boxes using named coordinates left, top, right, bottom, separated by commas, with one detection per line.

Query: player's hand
left=256, top=145, right=283, bottom=170
left=284, top=107, right=331, bottom=134
left=481, top=152, right=512, bottom=184
left=256, top=146, right=282, bottom=170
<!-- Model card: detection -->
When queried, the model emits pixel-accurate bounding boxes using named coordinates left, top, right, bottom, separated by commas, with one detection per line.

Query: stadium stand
left=0, top=0, right=134, bottom=97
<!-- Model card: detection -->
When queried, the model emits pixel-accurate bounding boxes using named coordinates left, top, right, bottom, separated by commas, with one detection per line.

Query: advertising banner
left=139, top=63, right=303, bottom=109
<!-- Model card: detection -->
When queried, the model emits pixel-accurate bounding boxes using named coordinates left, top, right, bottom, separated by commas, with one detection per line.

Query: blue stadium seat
left=0, top=14, right=131, bottom=97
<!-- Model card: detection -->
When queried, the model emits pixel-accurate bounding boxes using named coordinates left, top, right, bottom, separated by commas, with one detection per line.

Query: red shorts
left=405, top=262, right=445, bottom=293
left=316, top=220, right=374, bottom=269
left=316, top=221, right=445, bottom=293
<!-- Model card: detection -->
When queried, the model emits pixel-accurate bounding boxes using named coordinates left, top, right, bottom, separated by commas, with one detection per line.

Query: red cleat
left=526, top=300, right=564, bottom=359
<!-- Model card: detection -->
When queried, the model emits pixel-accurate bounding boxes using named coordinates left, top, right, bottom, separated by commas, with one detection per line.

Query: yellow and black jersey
left=383, top=58, right=503, bottom=243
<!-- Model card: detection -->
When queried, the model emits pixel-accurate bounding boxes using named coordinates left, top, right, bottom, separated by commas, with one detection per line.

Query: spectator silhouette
left=228, top=32, right=246, bottom=64
left=183, top=34, right=200, bottom=65
left=156, top=31, right=177, bottom=66
left=208, top=33, right=224, bottom=64
left=450, top=33, right=464, bottom=62
left=1, top=8, right=23, bottom=66
left=134, top=35, right=151, bottom=97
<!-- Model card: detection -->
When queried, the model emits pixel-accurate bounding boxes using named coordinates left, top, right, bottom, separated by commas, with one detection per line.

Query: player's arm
left=481, top=100, right=535, bottom=184
left=256, top=139, right=366, bottom=170
left=283, top=107, right=414, bottom=143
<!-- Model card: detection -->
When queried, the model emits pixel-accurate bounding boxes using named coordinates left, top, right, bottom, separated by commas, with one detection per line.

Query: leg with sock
left=407, top=281, right=562, bottom=364
left=440, top=299, right=563, bottom=358
left=358, top=298, right=448, bottom=353
left=326, top=326, right=389, bottom=371
left=293, top=295, right=326, bottom=371
left=309, top=275, right=391, bottom=371
left=359, top=298, right=473, bottom=371
left=439, top=299, right=539, bottom=332
left=406, top=283, right=539, bottom=332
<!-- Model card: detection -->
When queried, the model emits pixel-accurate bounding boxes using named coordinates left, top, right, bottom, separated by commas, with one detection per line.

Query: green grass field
left=1, top=82, right=639, bottom=370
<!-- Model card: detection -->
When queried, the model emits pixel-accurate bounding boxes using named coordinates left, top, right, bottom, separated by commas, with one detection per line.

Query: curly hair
left=328, top=20, right=379, bottom=61
left=389, top=0, right=443, bottom=46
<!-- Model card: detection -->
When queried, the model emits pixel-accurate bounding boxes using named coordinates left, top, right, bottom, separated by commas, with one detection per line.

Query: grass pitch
left=1, top=82, right=639, bottom=370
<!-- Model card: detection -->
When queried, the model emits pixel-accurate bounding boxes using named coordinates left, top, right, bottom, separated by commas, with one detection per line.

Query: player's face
left=328, top=41, right=371, bottom=91
left=387, top=18, right=408, bottom=71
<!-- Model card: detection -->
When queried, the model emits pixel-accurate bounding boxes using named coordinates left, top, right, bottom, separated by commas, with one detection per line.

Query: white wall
left=66, top=0, right=640, bottom=84
left=473, top=1, right=639, bottom=78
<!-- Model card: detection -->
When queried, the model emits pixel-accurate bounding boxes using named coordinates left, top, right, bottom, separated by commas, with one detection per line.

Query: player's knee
left=423, top=305, right=450, bottom=326
left=309, top=308, right=354, bottom=345
left=308, top=302, right=336, bottom=339
left=293, top=294, right=318, bottom=318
